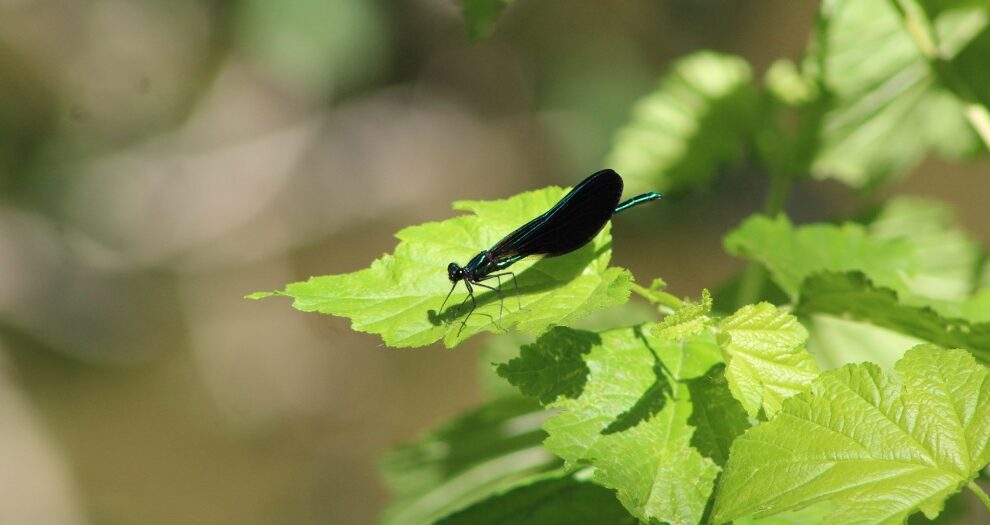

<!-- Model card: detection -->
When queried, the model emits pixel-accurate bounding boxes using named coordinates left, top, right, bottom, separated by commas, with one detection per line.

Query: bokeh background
left=0, top=1, right=988, bottom=524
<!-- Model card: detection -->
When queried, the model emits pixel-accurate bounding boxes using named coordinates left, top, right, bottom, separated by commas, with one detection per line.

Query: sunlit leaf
left=765, top=59, right=818, bottom=106
left=723, top=214, right=914, bottom=300
left=809, top=0, right=987, bottom=186
left=250, top=186, right=632, bottom=348
left=868, top=196, right=986, bottom=303
left=714, top=347, right=990, bottom=524
left=719, top=303, right=819, bottom=419
left=499, top=307, right=748, bottom=524
left=655, top=288, right=713, bottom=340
left=725, top=204, right=989, bottom=320
left=606, top=51, right=758, bottom=195
left=733, top=502, right=839, bottom=524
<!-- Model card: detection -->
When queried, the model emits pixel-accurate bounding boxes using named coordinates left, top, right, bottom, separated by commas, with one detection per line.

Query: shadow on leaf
left=427, top=242, right=612, bottom=327
left=601, top=325, right=673, bottom=435
left=496, top=326, right=601, bottom=405
left=685, top=363, right=749, bottom=467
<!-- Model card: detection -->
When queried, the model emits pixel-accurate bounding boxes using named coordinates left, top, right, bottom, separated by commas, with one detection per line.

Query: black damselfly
left=440, top=169, right=661, bottom=327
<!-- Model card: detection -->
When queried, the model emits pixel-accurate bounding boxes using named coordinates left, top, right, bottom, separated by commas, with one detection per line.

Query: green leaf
left=962, top=289, right=990, bottom=323
left=809, top=0, right=986, bottom=187
left=797, top=272, right=990, bottom=364
left=655, top=288, right=713, bottom=340
left=724, top=214, right=914, bottom=301
left=379, top=396, right=559, bottom=525
left=718, top=303, right=819, bottom=419
left=725, top=206, right=989, bottom=319
left=436, top=473, right=638, bottom=525
left=805, top=314, right=925, bottom=371
left=724, top=204, right=990, bottom=369
left=457, top=0, right=514, bottom=40
left=500, top=318, right=748, bottom=524
left=951, top=21, right=990, bottom=111
left=495, top=327, right=600, bottom=405
left=733, top=502, right=839, bottom=524
left=478, top=330, right=536, bottom=400
left=605, top=51, right=758, bottom=195
left=250, top=186, right=632, bottom=348
left=687, top=363, right=752, bottom=468
left=649, top=291, right=725, bottom=381
left=714, top=346, right=990, bottom=524
left=868, top=196, right=986, bottom=303
left=479, top=301, right=661, bottom=400
left=765, top=59, right=818, bottom=106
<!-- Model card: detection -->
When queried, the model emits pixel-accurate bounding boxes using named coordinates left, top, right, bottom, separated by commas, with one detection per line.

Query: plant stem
left=630, top=282, right=683, bottom=311
left=891, top=0, right=990, bottom=151
left=735, top=166, right=791, bottom=308
left=763, top=167, right=792, bottom=217
left=968, top=481, right=990, bottom=514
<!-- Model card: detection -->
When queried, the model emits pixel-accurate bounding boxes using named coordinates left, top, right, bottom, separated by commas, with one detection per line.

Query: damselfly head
left=447, top=263, right=465, bottom=282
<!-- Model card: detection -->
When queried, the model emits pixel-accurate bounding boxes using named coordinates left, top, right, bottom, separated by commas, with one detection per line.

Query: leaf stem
left=969, top=481, right=990, bottom=514
left=630, top=282, right=683, bottom=311
left=894, top=0, right=937, bottom=57
left=890, top=0, right=990, bottom=151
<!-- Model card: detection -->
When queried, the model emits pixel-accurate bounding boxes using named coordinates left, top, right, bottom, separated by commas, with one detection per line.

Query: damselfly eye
left=447, top=263, right=463, bottom=282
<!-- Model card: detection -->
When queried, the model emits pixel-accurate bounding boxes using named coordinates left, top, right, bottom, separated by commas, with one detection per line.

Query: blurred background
left=0, top=1, right=987, bottom=524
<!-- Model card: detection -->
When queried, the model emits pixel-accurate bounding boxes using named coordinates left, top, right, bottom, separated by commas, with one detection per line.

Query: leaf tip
left=245, top=290, right=281, bottom=300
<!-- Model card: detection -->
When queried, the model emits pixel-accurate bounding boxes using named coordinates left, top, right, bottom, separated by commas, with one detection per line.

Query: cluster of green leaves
left=253, top=0, right=990, bottom=523
left=253, top=192, right=990, bottom=524
left=604, top=0, right=990, bottom=194
left=375, top=268, right=990, bottom=524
